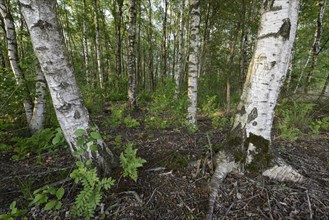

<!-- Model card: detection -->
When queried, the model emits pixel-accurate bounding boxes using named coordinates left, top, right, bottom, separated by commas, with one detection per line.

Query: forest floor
left=1, top=110, right=329, bottom=219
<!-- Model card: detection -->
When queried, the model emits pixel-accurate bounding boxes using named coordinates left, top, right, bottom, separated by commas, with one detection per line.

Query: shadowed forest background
left=0, top=0, right=329, bottom=219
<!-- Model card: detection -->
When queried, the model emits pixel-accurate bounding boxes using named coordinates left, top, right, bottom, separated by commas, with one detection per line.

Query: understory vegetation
left=1, top=81, right=329, bottom=218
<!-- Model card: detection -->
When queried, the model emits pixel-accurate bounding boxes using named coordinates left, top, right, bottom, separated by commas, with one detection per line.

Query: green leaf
left=9, top=201, right=16, bottom=210
left=74, top=129, right=86, bottom=137
left=90, top=132, right=102, bottom=140
left=76, top=138, right=85, bottom=147
left=56, top=187, right=65, bottom=200
left=90, top=145, right=98, bottom=151
left=55, top=201, right=62, bottom=209
left=44, top=200, right=57, bottom=211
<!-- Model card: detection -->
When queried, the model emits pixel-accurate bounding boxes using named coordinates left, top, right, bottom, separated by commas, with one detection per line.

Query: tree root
left=206, top=151, right=236, bottom=220
left=207, top=154, right=304, bottom=219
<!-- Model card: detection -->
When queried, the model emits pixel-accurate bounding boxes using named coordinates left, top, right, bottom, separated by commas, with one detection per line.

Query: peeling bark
left=187, top=0, right=200, bottom=126
left=19, top=0, right=115, bottom=175
left=207, top=1, right=301, bottom=219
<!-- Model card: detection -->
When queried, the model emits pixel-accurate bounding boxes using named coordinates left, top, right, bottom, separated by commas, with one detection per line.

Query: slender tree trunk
left=303, top=0, right=326, bottom=94
left=128, top=0, right=137, bottom=110
left=92, top=0, right=103, bottom=88
left=198, top=1, right=211, bottom=77
left=239, top=0, right=256, bottom=94
left=161, top=0, right=168, bottom=82
left=116, top=0, right=123, bottom=77
left=0, top=0, right=33, bottom=124
left=174, top=0, right=185, bottom=98
left=187, top=0, right=200, bottom=126
left=148, top=0, right=154, bottom=91
left=137, top=1, right=142, bottom=90
left=319, top=72, right=329, bottom=98
left=207, top=1, right=302, bottom=219
left=19, top=0, right=115, bottom=175
left=29, top=64, right=47, bottom=133
left=226, top=22, right=241, bottom=115
left=82, top=0, right=90, bottom=84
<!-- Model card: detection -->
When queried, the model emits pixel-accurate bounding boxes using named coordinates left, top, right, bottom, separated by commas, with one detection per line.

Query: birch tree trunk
left=207, top=1, right=302, bottom=219
left=0, top=0, right=33, bottom=124
left=174, top=0, right=185, bottom=98
left=303, top=0, right=326, bottom=94
left=19, top=0, right=115, bottom=175
left=115, top=0, right=123, bottom=77
left=82, top=0, right=90, bottom=84
left=92, top=0, right=103, bottom=88
left=161, top=0, right=168, bottom=82
left=187, top=0, right=200, bottom=126
left=29, top=64, right=46, bottom=133
left=128, top=0, right=137, bottom=110
left=148, top=0, right=154, bottom=91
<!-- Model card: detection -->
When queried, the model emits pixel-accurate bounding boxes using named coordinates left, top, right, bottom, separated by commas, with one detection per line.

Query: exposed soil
left=1, top=112, right=329, bottom=219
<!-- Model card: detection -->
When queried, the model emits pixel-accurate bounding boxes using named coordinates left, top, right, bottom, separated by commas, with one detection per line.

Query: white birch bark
left=82, top=0, right=90, bottom=84
left=0, top=0, right=33, bottom=123
left=29, top=64, right=46, bottom=133
left=207, top=1, right=302, bottom=219
left=92, top=0, right=103, bottom=88
left=128, top=0, right=137, bottom=109
left=19, top=0, right=114, bottom=175
left=187, top=0, right=200, bottom=126
left=174, top=0, right=185, bottom=98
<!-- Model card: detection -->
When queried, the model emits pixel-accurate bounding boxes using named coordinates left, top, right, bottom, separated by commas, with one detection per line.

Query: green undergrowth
left=275, top=100, right=329, bottom=140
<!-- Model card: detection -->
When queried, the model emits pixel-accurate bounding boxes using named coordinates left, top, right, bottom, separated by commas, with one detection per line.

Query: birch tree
left=19, top=0, right=115, bottom=175
left=174, top=0, right=185, bottom=98
left=82, top=0, right=90, bottom=84
left=207, top=1, right=302, bottom=219
left=0, top=0, right=33, bottom=124
left=187, top=0, right=201, bottom=126
left=128, top=0, right=137, bottom=110
left=92, top=0, right=103, bottom=88
left=303, top=0, right=326, bottom=94
left=29, top=64, right=47, bottom=133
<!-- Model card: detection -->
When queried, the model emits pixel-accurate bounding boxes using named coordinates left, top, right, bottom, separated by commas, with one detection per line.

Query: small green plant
left=123, top=115, right=140, bottom=128
left=107, top=105, right=125, bottom=128
left=145, top=116, right=169, bottom=129
left=11, top=128, right=66, bottom=160
left=120, top=143, right=146, bottom=182
left=212, top=116, right=229, bottom=129
left=310, top=116, right=329, bottom=135
left=276, top=101, right=315, bottom=140
left=29, top=186, right=64, bottom=211
left=0, top=201, right=27, bottom=220
left=113, top=135, right=123, bottom=150
left=70, top=128, right=115, bottom=219
left=201, top=95, right=218, bottom=116
left=70, top=160, right=115, bottom=219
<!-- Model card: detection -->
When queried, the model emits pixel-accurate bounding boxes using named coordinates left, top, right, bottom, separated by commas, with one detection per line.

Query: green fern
left=120, top=143, right=146, bottom=182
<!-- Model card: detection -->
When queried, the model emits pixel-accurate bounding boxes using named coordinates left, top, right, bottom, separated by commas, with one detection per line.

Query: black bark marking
left=74, top=110, right=81, bottom=119
left=32, top=20, right=53, bottom=29
left=247, top=107, right=258, bottom=123
left=264, top=0, right=275, bottom=11
left=58, top=102, right=71, bottom=111
left=19, top=2, right=33, bottom=10
left=237, top=106, right=246, bottom=116
left=271, top=61, right=276, bottom=68
left=278, top=18, right=291, bottom=40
